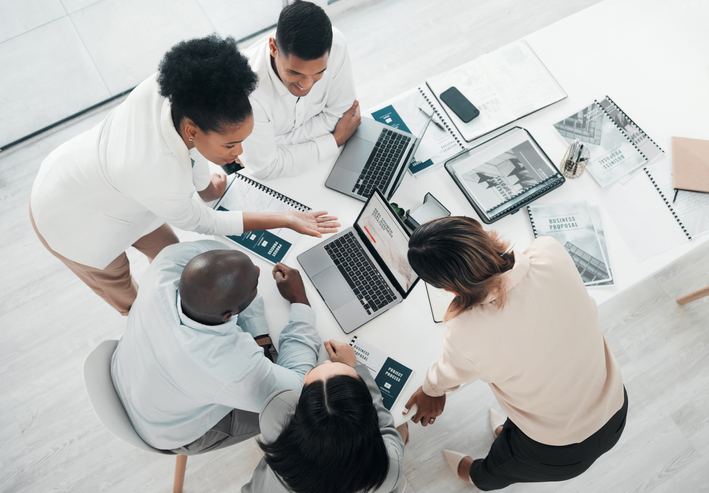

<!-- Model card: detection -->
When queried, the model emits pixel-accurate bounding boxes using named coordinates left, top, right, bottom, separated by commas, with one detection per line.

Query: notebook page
left=596, top=159, right=687, bottom=261
left=647, top=161, right=709, bottom=238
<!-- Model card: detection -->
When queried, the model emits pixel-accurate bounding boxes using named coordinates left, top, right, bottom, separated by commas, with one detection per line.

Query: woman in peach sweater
left=403, top=216, right=627, bottom=490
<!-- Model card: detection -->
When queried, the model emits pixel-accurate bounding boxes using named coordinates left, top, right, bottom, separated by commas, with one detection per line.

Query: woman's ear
left=444, top=289, right=460, bottom=297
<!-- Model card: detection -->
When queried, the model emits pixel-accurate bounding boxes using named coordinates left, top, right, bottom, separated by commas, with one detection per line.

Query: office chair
left=83, top=340, right=188, bottom=493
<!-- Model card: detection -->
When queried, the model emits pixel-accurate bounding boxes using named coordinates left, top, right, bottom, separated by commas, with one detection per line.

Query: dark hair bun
left=158, top=34, right=258, bottom=133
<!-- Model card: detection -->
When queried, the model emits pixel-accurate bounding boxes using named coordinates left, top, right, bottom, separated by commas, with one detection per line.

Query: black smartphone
left=440, top=86, right=480, bottom=123
left=223, top=160, right=245, bottom=175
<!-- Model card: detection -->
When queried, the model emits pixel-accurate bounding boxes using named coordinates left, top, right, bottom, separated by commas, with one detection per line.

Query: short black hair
left=259, top=375, right=389, bottom=493
left=275, top=1, right=333, bottom=60
left=157, top=34, right=258, bottom=134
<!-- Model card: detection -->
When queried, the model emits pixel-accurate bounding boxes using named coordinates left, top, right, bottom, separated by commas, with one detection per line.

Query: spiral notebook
left=213, top=173, right=311, bottom=263
left=425, top=40, right=567, bottom=143
left=553, top=96, right=664, bottom=187
left=444, top=127, right=565, bottom=224
left=596, top=157, right=709, bottom=261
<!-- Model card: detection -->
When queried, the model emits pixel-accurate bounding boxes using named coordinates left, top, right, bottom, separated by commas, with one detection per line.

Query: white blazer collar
left=160, top=98, right=191, bottom=165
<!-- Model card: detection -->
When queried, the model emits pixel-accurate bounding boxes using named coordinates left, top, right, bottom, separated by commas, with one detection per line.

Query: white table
left=227, top=0, right=709, bottom=425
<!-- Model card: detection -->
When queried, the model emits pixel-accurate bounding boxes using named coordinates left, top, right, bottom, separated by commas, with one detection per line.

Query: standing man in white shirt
left=239, top=0, right=361, bottom=179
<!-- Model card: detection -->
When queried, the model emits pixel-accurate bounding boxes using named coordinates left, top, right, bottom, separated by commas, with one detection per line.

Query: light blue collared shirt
left=110, top=240, right=321, bottom=450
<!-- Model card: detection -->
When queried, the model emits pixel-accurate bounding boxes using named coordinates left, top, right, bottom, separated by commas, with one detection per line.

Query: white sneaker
left=489, top=409, right=507, bottom=438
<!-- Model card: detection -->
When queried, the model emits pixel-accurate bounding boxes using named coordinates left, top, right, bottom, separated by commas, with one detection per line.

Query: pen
left=673, top=189, right=679, bottom=203
left=418, top=107, right=444, bottom=131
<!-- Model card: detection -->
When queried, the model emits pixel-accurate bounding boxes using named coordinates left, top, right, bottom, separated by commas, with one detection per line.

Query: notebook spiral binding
left=594, top=96, right=665, bottom=163
left=235, top=174, right=311, bottom=212
left=604, top=95, right=665, bottom=154
left=594, top=99, right=647, bottom=161
left=418, top=87, right=466, bottom=151
left=643, top=168, right=692, bottom=241
left=490, top=175, right=564, bottom=220
left=527, top=207, right=538, bottom=238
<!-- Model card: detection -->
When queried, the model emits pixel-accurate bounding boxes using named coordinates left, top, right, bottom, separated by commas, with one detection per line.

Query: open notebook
left=426, top=40, right=566, bottom=143
left=213, top=174, right=310, bottom=263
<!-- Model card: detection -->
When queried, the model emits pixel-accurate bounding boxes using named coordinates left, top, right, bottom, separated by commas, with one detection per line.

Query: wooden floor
left=4, top=0, right=709, bottom=491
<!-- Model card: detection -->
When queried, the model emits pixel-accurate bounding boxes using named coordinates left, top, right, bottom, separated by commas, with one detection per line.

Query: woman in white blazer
left=30, top=35, right=338, bottom=315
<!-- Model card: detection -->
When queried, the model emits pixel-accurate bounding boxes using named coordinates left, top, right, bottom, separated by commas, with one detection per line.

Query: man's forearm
left=275, top=303, right=321, bottom=376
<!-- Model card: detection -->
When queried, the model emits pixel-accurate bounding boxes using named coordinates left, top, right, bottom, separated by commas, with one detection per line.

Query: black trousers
left=471, top=388, right=628, bottom=491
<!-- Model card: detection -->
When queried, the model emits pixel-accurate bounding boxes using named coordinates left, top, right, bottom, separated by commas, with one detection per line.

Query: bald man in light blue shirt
left=111, top=240, right=320, bottom=453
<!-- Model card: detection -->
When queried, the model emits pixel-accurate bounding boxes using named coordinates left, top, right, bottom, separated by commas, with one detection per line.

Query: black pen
left=418, top=107, right=444, bottom=131
left=673, top=189, right=679, bottom=203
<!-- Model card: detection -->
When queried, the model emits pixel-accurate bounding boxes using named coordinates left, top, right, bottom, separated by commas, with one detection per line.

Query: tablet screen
left=446, top=127, right=563, bottom=222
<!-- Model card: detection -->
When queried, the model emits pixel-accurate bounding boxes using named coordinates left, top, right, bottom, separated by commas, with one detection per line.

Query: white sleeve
left=280, top=39, right=356, bottom=148
left=136, top=190, right=244, bottom=236
left=240, top=36, right=356, bottom=179
left=191, top=156, right=212, bottom=192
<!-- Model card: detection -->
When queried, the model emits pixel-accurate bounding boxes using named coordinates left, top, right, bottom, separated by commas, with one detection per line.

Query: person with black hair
left=238, top=0, right=361, bottom=179
left=30, top=35, right=339, bottom=316
left=111, top=239, right=322, bottom=453
left=242, top=340, right=406, bottom=493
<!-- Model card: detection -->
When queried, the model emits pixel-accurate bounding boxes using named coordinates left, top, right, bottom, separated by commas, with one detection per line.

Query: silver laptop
left=298, top=189, right=420, bottom=333
left=325, top=115, right=433, bottom=201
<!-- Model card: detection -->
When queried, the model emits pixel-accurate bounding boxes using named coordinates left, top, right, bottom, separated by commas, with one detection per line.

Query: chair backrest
left=83, top=340, right=167, bottom=454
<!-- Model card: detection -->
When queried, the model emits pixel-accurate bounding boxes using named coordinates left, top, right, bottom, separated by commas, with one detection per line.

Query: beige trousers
left=29, top=204, right=179, bottom=315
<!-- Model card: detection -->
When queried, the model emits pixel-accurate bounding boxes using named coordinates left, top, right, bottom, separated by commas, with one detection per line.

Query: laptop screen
left=356, top=191, right=418, bottom=292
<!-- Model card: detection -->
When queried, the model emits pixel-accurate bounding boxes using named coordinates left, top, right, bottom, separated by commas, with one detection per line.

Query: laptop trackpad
left=312, top=266, right=356, bottom=310
left=340, top=137, right=375, bottom=172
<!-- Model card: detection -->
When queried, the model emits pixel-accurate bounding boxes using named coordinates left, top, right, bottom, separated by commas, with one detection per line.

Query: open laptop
left=298, top=189, right=420, bottom=333
left=325, top=114, right=433, bottom=201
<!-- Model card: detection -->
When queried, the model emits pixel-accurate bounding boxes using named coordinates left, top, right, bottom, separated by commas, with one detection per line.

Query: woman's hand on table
left=324, top=339, right=357, bottom=366
left=404, top=386, right=446, bottom=427
left=286, top=210, right=340, bottom=238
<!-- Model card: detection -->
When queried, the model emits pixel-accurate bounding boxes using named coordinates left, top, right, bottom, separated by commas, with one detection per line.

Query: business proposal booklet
left=527, top=201, right=613, bottom=286
left=349, top=336, right=413, bottom=410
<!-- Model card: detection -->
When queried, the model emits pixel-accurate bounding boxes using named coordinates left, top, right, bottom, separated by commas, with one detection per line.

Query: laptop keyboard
left=352, top=128, right=411, bottom=198
left=324, top=232, right=396, bottom=314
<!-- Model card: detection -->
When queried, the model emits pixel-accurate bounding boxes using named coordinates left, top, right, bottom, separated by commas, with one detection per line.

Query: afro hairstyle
left=158, top=34, right=258, bottom=134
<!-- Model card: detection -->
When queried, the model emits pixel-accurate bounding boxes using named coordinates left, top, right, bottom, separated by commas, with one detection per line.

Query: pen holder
left=560, top=139, right=590, bottom=179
